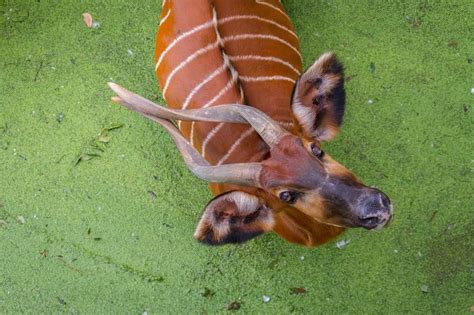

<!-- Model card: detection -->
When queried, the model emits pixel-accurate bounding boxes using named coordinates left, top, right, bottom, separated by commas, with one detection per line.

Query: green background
left=0, top=0, right=472, bottom=313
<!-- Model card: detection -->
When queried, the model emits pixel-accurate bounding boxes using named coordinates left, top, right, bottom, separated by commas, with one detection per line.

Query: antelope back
left=155, top=0, right=302, bottom=166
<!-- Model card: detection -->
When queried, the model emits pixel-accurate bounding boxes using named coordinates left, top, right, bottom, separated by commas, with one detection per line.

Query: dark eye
left=279, top=191, right=299, bottom=204
left=310, top=143, right=324, bottom=158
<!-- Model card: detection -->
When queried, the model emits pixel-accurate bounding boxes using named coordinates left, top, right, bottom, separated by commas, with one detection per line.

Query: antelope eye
left=310, top=143, right=324, bottom=158
left=279, top=191, right=299, bottom=204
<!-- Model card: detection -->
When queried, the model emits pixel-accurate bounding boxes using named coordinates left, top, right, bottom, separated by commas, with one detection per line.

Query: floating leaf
left=227, top=301, right=241, bottom=311
left=88, top=141, right=105, bottom=152
left=104, top=123, right=124, bottom=131
left=369, top=62, right=376, bottom=73
left=82, top=13, right=93, bottom=28
left=98, top=135, right=110, bottom=143
left=74, top=124, right=122, bottom=166
left=346, top=74, right=356, bottom=81
left=336, top=239, right=350, bottom=249
left=200, top=287, right=215, bottom=298
left=447, top=40, right=458, bottom=48
left=74, top=153, right=100, bottom=166
left=55, top=112, right=65, bottom=123
left=290, top=287, right=307, bottom=295
left=421, top=285, right=430, bottom=293
left=148, top=190, right=157, bottom=199
left=17, top=215, right=26, bottom=224
left=146, top=275, right=164, bottom=282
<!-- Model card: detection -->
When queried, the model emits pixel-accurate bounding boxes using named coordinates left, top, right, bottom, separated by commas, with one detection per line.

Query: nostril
left=359, top=215, right=381, bottom=228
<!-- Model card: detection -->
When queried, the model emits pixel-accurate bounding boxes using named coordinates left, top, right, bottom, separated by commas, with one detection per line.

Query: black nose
left=358, top=191, right=392, bottom=229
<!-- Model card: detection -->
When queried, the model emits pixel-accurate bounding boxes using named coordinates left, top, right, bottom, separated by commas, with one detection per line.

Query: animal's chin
left=312, top=215, right=356, bottom=229
left=312, top=213, right=394, bottom=230
left=357, top=211, right=394, bottom=230
left=359, top=218, right=388, bottom=230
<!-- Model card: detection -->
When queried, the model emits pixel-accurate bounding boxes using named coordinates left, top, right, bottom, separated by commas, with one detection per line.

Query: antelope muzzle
left=355, top=188, right=393, bottom=229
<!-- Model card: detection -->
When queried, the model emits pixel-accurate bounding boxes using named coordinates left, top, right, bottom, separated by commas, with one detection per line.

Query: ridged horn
left=108, top=82, right=288, bottom=147
left=109, top=86, right=262, bottom=187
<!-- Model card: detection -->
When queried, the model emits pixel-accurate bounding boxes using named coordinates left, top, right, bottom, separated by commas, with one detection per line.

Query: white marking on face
left=229, top=191, right=260, bottom=214
left=292, top=95, right=317, bottom=134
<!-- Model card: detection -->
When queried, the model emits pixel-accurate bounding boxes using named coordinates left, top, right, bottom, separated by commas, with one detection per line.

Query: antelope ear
left=194, top=191, right=274, bottom=246
left=291, top=52, right=345, bottom=141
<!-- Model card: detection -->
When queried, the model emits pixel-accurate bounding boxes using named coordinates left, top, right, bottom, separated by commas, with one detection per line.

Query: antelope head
left=109, top=53, right=393, bottom=246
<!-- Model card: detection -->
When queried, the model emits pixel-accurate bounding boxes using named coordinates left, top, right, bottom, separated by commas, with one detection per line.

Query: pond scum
left=0, top=0, right=472, bottom=313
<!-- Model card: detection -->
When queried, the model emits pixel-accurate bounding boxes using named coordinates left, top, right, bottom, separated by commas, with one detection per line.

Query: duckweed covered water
left=0, top=0, right=472, bottom=313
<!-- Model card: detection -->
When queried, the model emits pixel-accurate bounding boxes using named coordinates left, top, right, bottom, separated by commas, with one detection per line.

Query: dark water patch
left=424, top=221, right=473, bottom=285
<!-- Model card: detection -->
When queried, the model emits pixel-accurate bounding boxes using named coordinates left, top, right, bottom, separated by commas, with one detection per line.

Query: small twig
left=56, top=256, right=83, bottom=273
left=428, top=210, right=438, bottom=222
left=11, top=10, right=29, bottom=23
left=56, top=154, right=66, bottom=164
left=34, top=60, right=44, bottom=82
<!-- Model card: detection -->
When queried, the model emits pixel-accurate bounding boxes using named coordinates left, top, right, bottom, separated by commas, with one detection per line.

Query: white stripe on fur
left=218, top=15, right=297, bottom=39
left=217, top=127, right=254, bottom=165
left=159, top=9, right=171, bottom=26
left=222, top=34, right=301, bottom=60
left=229, top=55, right=300, bottom=75
left=201, top=122, right=224, bottom=158
left=240, top=75, right=295, bottom=83
left=163, top=41, right=220, bottom=100
left=155, top=20, right=214, bottom=70
left=256, top=0, right=291, bottom=22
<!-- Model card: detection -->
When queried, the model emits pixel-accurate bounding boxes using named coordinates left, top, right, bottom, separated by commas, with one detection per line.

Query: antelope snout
left=357, top=190, right=393, bottom=230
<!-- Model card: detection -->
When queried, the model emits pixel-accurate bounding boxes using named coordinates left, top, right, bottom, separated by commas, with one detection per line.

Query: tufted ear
left=291, top=52, right=345, bottom=141
left=194, top=191, right=274, bottom=246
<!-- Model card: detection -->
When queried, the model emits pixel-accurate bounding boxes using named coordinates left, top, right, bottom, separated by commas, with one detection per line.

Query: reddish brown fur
left=155, top=0, right=299, bottom=159
left=155, top=0, right=346, bottom=246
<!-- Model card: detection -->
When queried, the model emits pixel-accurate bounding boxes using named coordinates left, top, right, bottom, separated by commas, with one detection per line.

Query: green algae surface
left=0, top=0, right=472, bottom=313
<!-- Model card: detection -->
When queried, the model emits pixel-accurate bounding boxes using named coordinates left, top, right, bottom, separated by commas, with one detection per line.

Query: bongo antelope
left=108, top=0, right=393, bottom=247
